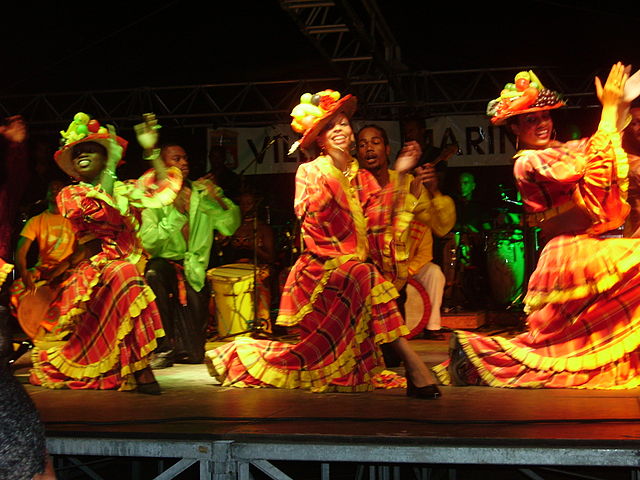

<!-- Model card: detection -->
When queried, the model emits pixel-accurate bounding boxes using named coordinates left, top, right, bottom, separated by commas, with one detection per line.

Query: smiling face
left=316, top=113, right=354, bottom=153
left=71, top=141, right=108, bottom=183
left=356, top=126, right=390, bottom=174
left=510, top=111, right=554, bottom=150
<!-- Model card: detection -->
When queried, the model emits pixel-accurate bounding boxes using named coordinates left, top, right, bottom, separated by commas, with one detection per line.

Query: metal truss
left=0, top=68, right=602, bottom=133
left=0, top=79, right=344, bottom=133
left=278, top=0, right=406, bottom=107
left=47, top=437, right=640, bottom=480
left=393, top=66, right=602, bottom=118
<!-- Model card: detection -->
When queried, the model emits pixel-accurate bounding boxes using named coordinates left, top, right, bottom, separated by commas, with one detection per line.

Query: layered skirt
left=206, top=256, right=408, bottom=392
left=30, top=258, right=164, bottom=391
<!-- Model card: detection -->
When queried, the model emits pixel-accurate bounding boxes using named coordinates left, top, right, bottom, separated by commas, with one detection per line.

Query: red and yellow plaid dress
left=206, top=156, right=414, bottom=392
left=29, top=169, right=181, bottom=391
left=0, top=259, right=12, bottom=288
left=435, top=125, right=640, bottom=389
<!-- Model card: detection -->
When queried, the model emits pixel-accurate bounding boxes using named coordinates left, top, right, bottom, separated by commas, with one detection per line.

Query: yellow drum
left=206, top=263, right=267, bottom=338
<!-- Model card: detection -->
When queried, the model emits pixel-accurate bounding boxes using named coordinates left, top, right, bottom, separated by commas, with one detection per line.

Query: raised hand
left=106, top=124, right=124, bottom=164
left=134, top=113, right=161, bottom=150
left=0, top=115, right=27, bottom=143
left=595, top=62, right=628, bottom=109
left=395, top=141, right=422, bottom=175
left=414, top=163, right=439, bottom=194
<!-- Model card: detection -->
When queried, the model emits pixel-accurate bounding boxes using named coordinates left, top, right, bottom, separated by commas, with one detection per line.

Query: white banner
left=206, top=115, right=515, bottom=174
left=424, top=115, right=517, bottom=167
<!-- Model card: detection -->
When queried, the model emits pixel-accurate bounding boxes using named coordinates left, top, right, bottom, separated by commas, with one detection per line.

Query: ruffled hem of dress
left=47, top=265, right=102, bottom=337
left=31, top=285, right=161, bottom=389
left=206, top=323, right=408, bottom=393
left=524, top=237, right=640, bottom=312
left=442, top=327, right=640, bottom=390
left=432, top=361, right=451, bottom=385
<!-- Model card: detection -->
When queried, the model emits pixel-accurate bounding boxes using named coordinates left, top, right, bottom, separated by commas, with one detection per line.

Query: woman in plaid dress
left=29, top=114, right=181, bottom=394
left=206, top=91, right=440, bottom=398
left=435, top=63, right=640, bottom=389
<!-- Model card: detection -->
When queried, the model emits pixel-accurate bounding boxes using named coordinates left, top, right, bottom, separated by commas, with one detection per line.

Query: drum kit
left=205, top=183, right=532, bottom=340
left=442, top=186, right=530, bottom=310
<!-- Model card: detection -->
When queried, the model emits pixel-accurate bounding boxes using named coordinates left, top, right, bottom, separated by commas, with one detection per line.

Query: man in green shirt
left=141, top=143, right=241, bottom=368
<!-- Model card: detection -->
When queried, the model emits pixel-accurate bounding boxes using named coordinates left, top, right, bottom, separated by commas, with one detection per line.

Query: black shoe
left=136, top=381, right=161, bottom=395
left=423, top=329, right=446, bottom=341
left=150, top=352, right=174, bottom=370
left=406, top=377, right=442, bottom=399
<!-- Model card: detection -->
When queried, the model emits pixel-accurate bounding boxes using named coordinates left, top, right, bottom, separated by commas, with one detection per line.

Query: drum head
left=404, top=278, right=431, bottom=339
left=17, top=285, right=56, bottom=339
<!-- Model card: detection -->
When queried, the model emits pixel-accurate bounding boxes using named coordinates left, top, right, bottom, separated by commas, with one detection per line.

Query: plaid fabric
left=29, top=176, right=178, bottom=391
left=434, top=128, right=640, bottom=389
left=30, top=259, right=163, bottom=391
left=0, top=259, right=12, bottom=288
left=387, top=171, right=456, bottom=276
left=436, top=265, right=640, bottom=388
left=515, top=128, right=629, bottom=236
left=206, top=156, right=410, bottom=392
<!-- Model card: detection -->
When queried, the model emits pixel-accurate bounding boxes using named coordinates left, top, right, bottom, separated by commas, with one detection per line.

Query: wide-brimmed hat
left=289, top=90, right=357, bottom=154
left=54, top=112, right=128, bottom=179
left=487, top=70, right=565, bottom=125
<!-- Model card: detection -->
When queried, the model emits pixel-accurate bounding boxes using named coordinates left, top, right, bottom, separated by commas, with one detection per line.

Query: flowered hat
left=54, top=112, right=128, bottom=179
left=288, top=90, right=357, bottom=153
left=487, top=71, right=565, bottom=125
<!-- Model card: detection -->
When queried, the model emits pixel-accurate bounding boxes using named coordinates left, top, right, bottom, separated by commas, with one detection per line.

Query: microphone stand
left=239, top=135, right=280, bottom=188
left=215, top=136, right=280, bottom=340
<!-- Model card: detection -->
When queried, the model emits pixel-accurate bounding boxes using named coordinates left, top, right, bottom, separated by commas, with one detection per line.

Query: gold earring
left=515, top=136, right=520, bottom=150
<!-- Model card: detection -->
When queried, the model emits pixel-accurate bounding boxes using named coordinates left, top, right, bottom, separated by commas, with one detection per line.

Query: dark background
left=2, top=1, right=637, bottom=225
left=2, top=1, right=637, bottom=92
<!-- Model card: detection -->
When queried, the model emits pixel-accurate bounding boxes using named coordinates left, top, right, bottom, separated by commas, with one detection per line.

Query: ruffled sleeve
left=125, top=166, right=183, bottom=209
left=573, top=127, right=629, bottom=234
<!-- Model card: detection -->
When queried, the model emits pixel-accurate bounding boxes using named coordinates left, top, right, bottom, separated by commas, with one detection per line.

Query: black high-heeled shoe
left=406, top=377, right=442, bottom=399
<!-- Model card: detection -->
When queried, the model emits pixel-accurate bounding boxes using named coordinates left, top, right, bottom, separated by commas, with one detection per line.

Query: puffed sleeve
left=294, top=162, right=330, bottom=220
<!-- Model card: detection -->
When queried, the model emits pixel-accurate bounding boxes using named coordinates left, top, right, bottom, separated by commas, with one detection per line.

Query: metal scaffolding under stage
left=47, top=436, right=640, bottom=480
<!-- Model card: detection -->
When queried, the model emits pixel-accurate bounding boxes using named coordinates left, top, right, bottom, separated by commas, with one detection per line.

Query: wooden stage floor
left=13, top=334, right=640, bottom=478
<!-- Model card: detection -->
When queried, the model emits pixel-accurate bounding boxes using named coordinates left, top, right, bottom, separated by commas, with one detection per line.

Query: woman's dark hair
left=70, top=141, right=107, bottom=159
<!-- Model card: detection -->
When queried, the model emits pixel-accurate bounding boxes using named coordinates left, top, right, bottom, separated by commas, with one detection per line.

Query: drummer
left=140, top=143, right=240, bottom=369
left=10, top=179, right=76, bottom=322
left=449, top=172, right=493, bottom=309
left=356, top=124, right=456, bottom=340
left=454, top=172, right=492, bottom=234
